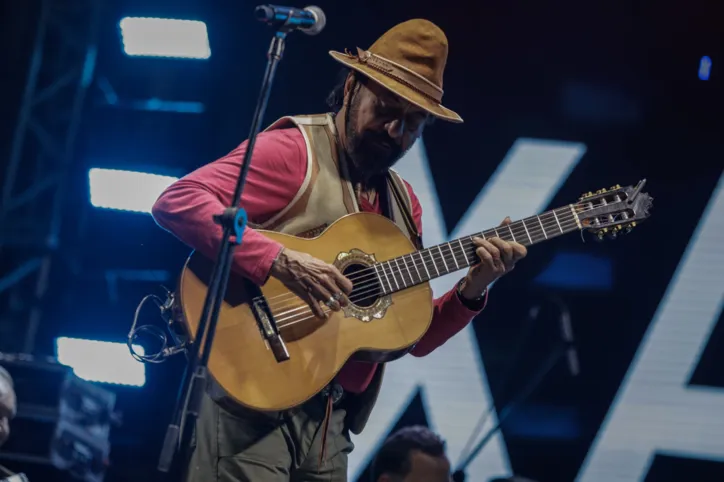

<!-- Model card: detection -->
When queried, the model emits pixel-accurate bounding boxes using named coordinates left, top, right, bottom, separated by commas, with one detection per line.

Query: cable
left=127, top=288, right=186, bottom=364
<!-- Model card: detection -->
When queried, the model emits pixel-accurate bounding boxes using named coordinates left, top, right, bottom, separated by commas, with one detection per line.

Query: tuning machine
left=579, top=191, right=594, bottom=201
left=624, top=221, right=637, bottom=234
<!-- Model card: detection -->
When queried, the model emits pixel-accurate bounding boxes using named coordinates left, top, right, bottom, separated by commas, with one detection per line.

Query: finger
left=488, top=238, right=514, bottom=266
left=475, top=246, right=495, bottom=271
left=479, top=239, right=502, bottom=265
left=301, top=291, right=327, bottom=319
left=471, top=236, right=485, bottom=248
left=304, top=279, right=339, bottom=312
left=477, top=239, right=506, bottom=274
left=499, top=216, right=512, bottom=226
left=319, top=274, right=349, bottom=307
left=512, top=242, right=528, bottom=261
left=327, top=265, right=353, bottom=294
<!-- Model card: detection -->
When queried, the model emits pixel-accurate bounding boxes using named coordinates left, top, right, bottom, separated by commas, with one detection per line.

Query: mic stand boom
left=157, top=26, right=293, bottom=480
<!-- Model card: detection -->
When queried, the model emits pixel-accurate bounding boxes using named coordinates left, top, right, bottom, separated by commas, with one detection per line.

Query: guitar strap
left=381, top=171, right=423, bottom=250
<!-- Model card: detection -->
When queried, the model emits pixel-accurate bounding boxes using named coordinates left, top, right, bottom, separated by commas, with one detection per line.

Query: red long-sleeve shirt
left=151, top=126, right=486, bottom=393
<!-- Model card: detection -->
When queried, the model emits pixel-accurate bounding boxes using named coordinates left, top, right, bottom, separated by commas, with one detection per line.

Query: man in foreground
left=153, top=18, right=527, bottom=482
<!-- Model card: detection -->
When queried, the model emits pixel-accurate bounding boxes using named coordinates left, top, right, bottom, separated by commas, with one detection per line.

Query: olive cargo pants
left=186, top=391, right=354, bottom=482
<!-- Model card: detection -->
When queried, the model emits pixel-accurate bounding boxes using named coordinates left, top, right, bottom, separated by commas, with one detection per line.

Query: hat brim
left=329, top=50, right=463, bottom=124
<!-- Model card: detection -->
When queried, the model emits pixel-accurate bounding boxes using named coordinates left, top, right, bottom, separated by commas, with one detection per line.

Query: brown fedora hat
left=329, top=19, right=463, bottom=123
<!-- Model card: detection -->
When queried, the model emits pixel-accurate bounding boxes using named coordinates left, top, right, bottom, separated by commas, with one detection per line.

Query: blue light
left=56, top=337, right=146, bottom=387
left=119, top=17, right=211, bottom=59
left=88, top=168, right=178, bottom=214
left=534, top=252, right=613, bottom=290
left=699, top=56, right=712, bottom=81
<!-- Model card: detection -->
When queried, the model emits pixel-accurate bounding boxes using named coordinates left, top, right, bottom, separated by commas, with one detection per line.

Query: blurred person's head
left=0, top=366, right=16, bottom=446
left=371, top=425, right=450, bottom=482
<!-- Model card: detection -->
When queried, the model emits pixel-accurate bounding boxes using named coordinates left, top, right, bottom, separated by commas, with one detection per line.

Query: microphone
left=254, top=5, right=326, bottom=36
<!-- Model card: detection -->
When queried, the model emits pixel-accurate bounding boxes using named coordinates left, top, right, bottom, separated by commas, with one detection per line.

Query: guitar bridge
left=252, top=296, right=290, bottom=363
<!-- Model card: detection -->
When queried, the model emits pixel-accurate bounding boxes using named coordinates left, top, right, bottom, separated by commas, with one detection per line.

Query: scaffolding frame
left=0, top=0, right=101, bottom=354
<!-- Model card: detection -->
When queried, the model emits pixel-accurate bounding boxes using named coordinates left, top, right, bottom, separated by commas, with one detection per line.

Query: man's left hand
left=459, top=217, right=527, bottom=299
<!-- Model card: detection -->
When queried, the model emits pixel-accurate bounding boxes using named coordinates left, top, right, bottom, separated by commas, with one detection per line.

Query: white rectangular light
left=56, top=337, right=145, bottom=387
left=119, top=17, right=211, bottom=59
left=89, top=168, right=178, bottom=214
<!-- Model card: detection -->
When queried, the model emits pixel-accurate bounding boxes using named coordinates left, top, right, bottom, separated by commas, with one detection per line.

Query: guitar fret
left=402, top=256, right=413, bottom=284
left=437, top=245, right=449, bottom=273
left=375, top=264, right=390, bottom=294
left=431, top=250, right=440, bottom=276
left=393, top=258, right=408, bottom=288
left=522, top=219, right=533, bottom=244
left=449, top=243, right=460, bottom=269
left=458, top=239, right=470, bottom=264
left=508, top=224, right=516, bottom=242
left=387, top=261, right=400, bottom=290
left=409, top=254, right=422, bottom=282
left=418, top=251, right=431, bottom=280
left=537, top=215, right=548, bottom=239
left=552, top=210, right=563, bottom=233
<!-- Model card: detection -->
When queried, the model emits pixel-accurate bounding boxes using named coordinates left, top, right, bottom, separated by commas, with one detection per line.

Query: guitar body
left=177, top=212, right=434, bottom=412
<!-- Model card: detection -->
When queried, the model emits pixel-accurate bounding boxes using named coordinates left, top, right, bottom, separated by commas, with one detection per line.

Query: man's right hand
left=269, top=248, right=353, bottom=319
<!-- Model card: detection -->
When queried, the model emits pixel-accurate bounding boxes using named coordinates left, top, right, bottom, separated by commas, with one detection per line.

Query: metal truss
left=0, top=0, right=101, bottom=354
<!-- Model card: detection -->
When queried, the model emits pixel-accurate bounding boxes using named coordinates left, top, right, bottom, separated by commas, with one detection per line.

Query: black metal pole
left=157, top=29, right=289, bottom=479
left=451, top=342, right=569, bottom=482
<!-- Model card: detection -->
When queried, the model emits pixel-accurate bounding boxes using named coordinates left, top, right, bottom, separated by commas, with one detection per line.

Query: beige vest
left=258, top=113, right=420, bottom=433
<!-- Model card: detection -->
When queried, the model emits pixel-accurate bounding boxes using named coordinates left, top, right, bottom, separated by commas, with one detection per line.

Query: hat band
left=345, top=48, right=444, bottom=104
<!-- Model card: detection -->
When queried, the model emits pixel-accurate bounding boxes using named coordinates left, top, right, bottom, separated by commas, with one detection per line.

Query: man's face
left=380, top=449, right=452, bottom=482
left=344, top=76, right=429, bottom=179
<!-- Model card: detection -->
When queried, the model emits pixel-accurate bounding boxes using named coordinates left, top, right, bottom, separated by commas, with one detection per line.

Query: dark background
left=0, top=0, right=722, bottom=481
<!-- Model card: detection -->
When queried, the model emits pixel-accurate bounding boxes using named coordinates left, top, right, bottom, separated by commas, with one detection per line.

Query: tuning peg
left=595, top=188, right=608, bottom=195
left=579, top=191, right=594, bottom=200
left=610, top=184, right=621, bottom=190
left=595, top=228, right=608, bottom=241
left=624, top=221, right=637, bottom=234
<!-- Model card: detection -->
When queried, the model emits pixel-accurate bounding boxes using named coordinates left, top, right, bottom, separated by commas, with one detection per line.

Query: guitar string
left=268, top=217, right=587, bottom=327
left=262, top=202, right=612, bottom=314
left=269, top=216, right=583, bottom=326
left=263, top=211, right=578, bottom=317
left=263, top=206, right=609, bottom=318
left=262, top=204, right=584, bottom=309
left=262, top=197, right=621, bottom=310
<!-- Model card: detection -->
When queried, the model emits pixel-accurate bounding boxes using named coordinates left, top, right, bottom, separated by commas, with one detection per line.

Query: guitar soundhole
left=344, top=263, right=381, bottom=308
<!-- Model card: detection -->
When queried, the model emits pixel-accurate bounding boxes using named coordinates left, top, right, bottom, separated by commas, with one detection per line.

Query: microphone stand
left=157, top=23, right=294, bottom=480
left=451, top=341, right=571, bottom=482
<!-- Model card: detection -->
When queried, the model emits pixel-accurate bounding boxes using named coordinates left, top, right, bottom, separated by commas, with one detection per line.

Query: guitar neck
left=375, top=204, right=582, bottom=294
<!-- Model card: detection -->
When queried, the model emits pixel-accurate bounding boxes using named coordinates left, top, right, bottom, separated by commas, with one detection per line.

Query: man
left=152, top=18, right=527, bottom=482
left=0, top=366, right=16, bottom=447
left=370, top=426, right=450, bottom=482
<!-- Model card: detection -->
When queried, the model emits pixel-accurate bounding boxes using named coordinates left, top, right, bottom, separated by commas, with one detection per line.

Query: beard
left=344, top=101, right=407, bottom=180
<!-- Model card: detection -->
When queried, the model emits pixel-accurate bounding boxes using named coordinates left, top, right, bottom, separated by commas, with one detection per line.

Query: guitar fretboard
left=374, top=204, right=581, bottom=294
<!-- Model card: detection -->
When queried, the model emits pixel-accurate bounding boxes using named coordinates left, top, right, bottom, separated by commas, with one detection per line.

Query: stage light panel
left=119, top=17, right=211, bottom=59
left=88, top=168, right=178, bottom=214
left=56, top=337, right=145, bottom=387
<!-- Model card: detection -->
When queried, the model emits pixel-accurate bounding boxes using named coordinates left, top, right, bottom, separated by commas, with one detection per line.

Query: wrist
left=458, top=277, right=487, bottom=300
left=267, top=246, right=286, bottom=279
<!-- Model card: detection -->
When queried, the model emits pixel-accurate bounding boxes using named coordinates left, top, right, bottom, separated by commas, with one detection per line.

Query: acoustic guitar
left=175, top=180, right=653, bottom=411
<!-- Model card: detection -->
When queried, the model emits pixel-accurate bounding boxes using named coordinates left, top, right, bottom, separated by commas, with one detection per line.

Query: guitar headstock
left=575, top=179, right=653, bottom=240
